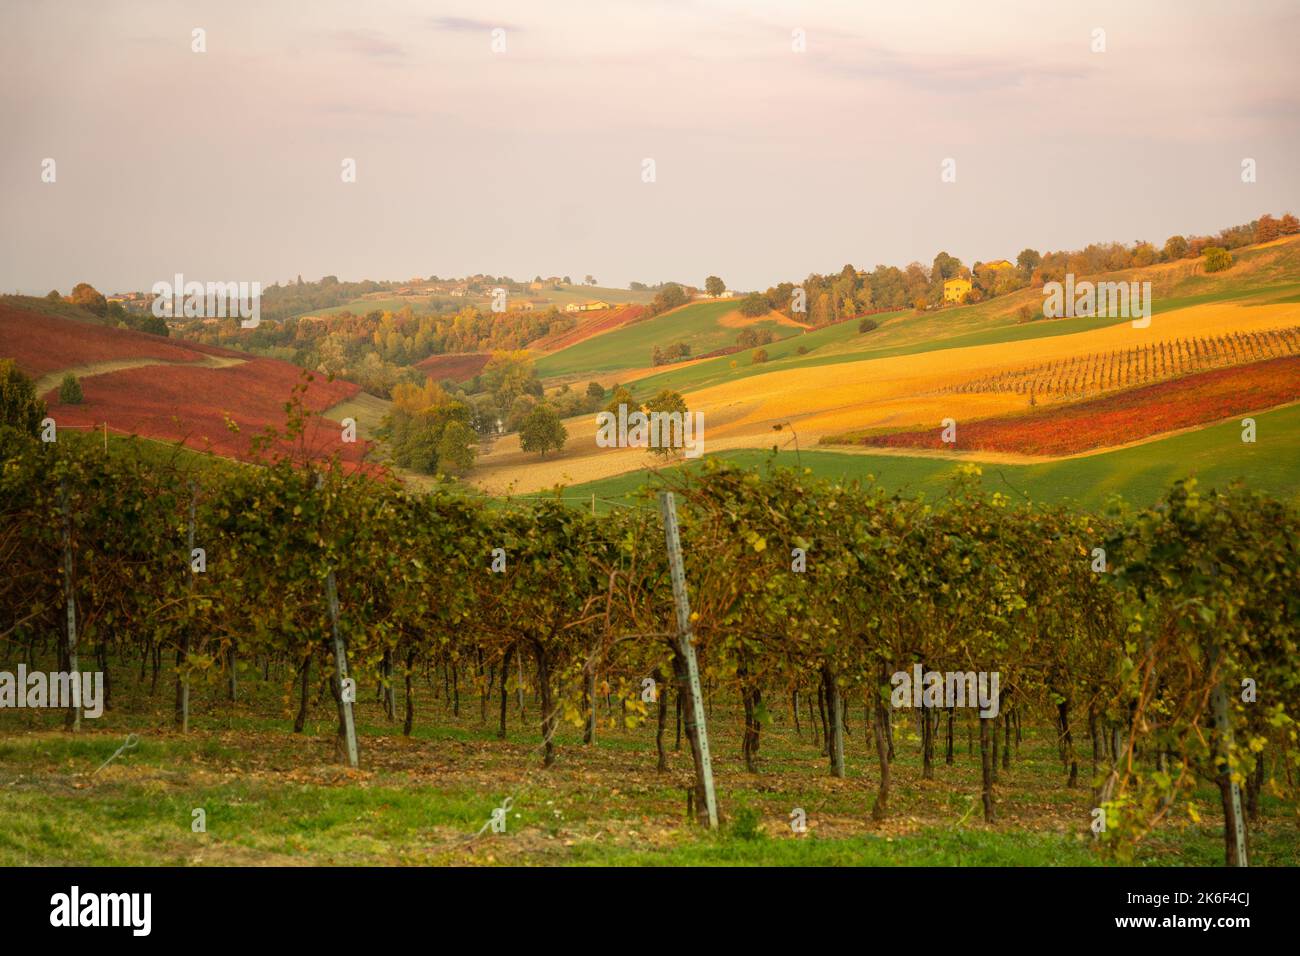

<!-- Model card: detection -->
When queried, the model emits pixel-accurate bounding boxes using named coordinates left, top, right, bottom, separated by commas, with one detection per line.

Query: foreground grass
left=1, top=671, right=1294, bottom=867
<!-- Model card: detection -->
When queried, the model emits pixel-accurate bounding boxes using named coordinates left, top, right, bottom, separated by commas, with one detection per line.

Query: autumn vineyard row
left=947, top=325, right=1300, bottom=400
left=1, top=426, right=1297, bottom=864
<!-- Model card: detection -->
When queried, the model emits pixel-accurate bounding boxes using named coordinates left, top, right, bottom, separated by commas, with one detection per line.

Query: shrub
left=0, top=360, right=46, bottom=436
left=729, top=805, right=764, bottom=841
left=858, top=318, right=879, bottom=334
left=59, top=373, right=83, bottom=405
left=1203, top=246, right=1233, bottom=273
left=751, top=348, right=768, bottom=365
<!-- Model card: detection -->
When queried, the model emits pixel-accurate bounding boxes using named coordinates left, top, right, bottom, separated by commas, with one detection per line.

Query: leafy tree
left=585, top=381, right=605, bottom=400
left=642, top=389, right=689, bottom=458
left=1255, top=214, right=1280, bottom=244
left=647, top=283, right=688, bottom=316
left=1280, top=213, right=1300, bottom=236
left=858, top=318, right=878, bottom=333
left=389, top=412, right=442, bottom=472
left=705, top=276, right=726, bottom=297
left=45, top=289, right=60, bottom=302
left=739, top=292, right=768, bottom=317
left=123, top=311, right=170, bottom=337
left=1129, top=243, right=1157, bottom=267
left=604, top=385, right=635, bottom=416
left=70, top=282, right=107, bottom=317
left=59, top=374, right=83, bottom=405
left=481, top=351, right=536, bottom=408
left=504, top=394, right=537, bottom=432
left=930, top=251, right=963, bottom=282
left=1016, top=248, right=1042, bottom=275
left=519, top=404, right=567, bottom=457
left=1162, top=235, right=1189, bottom=260
left=0, top=360, right=46, bottom=437
left=751, top=348, right=768, bottom=364
left=436, top=420, right=477, bottom=475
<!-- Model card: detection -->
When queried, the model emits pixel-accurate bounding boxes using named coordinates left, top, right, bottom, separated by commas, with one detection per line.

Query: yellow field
left=472, top=299, right=1300, bottom=493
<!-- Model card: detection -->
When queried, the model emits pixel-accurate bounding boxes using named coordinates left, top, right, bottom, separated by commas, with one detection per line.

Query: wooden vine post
left=1210, top=640, right=1248, bottom=867
left=176, top=481, right=196, bottom=732
left=59, top=477, right=80, bottom=733
left=658, top=491, right=718, bottom=828
left=317, top=473, right=359, bottom=768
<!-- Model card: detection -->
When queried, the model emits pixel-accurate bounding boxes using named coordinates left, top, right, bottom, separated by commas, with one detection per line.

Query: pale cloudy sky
left=2, top=0, right=1298, bottom=294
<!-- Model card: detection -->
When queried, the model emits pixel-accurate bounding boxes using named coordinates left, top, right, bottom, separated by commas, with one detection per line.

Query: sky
left=2, top=0, right=1298, bottom=294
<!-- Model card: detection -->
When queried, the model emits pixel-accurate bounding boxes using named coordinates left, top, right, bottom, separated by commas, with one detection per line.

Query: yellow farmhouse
left=942, top=277, right=972, bottom=303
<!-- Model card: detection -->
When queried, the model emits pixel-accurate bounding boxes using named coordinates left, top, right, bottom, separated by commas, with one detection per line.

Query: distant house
left=578, top=300, right=610, bottom=311
left=943, top=277, right=972, bottom=304
left=983, top=259, right=1015, bottom=271
left=564, top=303, right=582, bottom=313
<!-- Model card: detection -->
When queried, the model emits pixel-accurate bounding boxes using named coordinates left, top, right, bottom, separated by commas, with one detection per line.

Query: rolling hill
left=2, top=299, right=374, bottom=471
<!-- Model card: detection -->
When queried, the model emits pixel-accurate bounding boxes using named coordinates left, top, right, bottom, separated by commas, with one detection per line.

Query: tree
left=1129, top=243, right=1157, bottom=268
left=1016, top=249, right=1042, bottom=275
left=705, top=276, right=726, bottom=297
left=648, top=283, right=688, bottom=316
left=1280, top=213, right=1300, bottom=236
left=751, top=348, right=769, bottom=364
left=1203, top=246, right=1233, bottom=273
left=563, top=276, right=572, bottom=285
left=436, top=420, right=477, bottom=475
left=0, top=360, right=45, bottom=437
left=505, top=394, right=537, bottom=433
left=604, top=386, right=635, bottom=416
left=858, top=318, right=878, bottom=333
left=70, top=282, right=107, bottom=317
left=481, top=351, right=536, bottom=408
left=45, top=289, right=60, bottom=302
left=584, top=275, right=596, bottom=286
left=519, top=404, right=567, bottom=457
left=1256, top=214, right=1281, bottom=244
left=1162, top=235, right=1189, bottom=261
left=642, top=389, right=689, bottom=458
left=739, top=292, right=768, bottom=317
left=59, top=374, right=83, bottom=405
left=931, top=252, right=963, bottom=283
left=585, top=381, right=605, bottom=400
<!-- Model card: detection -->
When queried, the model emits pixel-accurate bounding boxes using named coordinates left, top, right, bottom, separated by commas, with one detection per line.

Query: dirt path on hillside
left=34, top=354, right=248, bottom=395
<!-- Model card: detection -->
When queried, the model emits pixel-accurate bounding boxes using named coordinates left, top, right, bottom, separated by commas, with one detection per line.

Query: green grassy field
left=546, top=401, right=1300, bottom=512
left=2, top=669, right=1292, bottom=866
left=534, top=300, right=799, bottom=379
